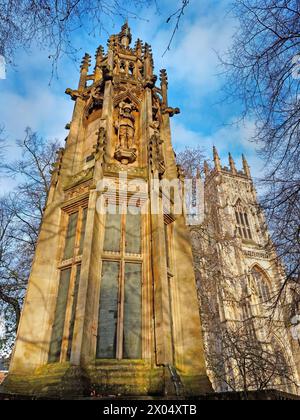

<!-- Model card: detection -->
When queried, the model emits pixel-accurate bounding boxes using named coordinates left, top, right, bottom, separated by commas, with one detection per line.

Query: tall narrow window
left=67, top=265, right=81, bottom=360
left=79, top=208, right=88, bottom=255
left=251, top=266, right=272, bottom=303
left=164, top=217, right=175, bottom=363
left=126, top=208, right=141, bottom=254
left=123, top=263, right=142, bottom=359
left=103, top=212, right=121, bottom=253
left=64, top=212, right=78, bottom=260
left=63, top=206, right=88, bottom=260
left=49, top=203, right=88, bottom=364
left=49, top=268, right=71, bottom=363
left=97, top=206, right=143, bottom=360
left=235, top=200, right=252, bottom=240
left=97, top=261, right=120, bottom=359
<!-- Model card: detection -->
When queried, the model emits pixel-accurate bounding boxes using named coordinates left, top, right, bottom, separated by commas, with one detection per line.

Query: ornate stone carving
left=84, top=85, right=104, bottom=118
left=65, top=88, right=82, bottom=101
left=103, top=163, right=147, bottom=179
left=101, top=64, right=113, bottom=81
left=63, top=167, right=94, bottom=190
left=50, top=148, right=65, bottom=185
left=114, top=101, right=137, bottom=165
left=162, top=106, right=180, bottom=117
left=149, top=123, right=165, bottom=177
left=86, top=127, right=107, bottom=164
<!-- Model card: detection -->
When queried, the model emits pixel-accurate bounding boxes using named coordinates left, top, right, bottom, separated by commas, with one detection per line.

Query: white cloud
left=171, top=117, right=263, bottom=177
left=0, top=89, right=72, bottom=142
left=132, top=0, right=235, bottom=93
left=0, top=48, right=77, bottom=158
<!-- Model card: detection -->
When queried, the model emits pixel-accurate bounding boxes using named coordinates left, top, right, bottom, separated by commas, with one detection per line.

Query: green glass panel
left=67, top=265, right=81, bottom=361
left=96, top=261, right=120, bottom=359
left=123, top=263, right=142, bottom=359
left=125, top=208, right=141, bottom=254
left=103, top=212, right=121, bottom=253
left=48, top=268, right=71, bottom=363
left=79, top=208, right=88, bottom=255
left=63, top=212, right=78, bottom=260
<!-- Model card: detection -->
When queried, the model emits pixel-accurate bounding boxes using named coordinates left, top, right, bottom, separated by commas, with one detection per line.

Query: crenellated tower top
left=205, top=147, right=252, bottom=181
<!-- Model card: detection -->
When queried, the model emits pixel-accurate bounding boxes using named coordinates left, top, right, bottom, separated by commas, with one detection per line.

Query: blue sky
left=0, top=0, right=262, bottom=193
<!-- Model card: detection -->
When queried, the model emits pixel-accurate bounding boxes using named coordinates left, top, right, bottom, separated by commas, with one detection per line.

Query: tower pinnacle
left=213, top=146, right=221, bottom=172
left=119, top=22, right=132, bottom=48
left=242, top=154, right=251, bottom=178
left=229, top=153, right=237, bottom=174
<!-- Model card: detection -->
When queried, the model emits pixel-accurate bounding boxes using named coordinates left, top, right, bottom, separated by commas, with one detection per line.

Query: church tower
left=4, top=24, right=212, bottom=397
left=193, top=151, right=299, bottom=393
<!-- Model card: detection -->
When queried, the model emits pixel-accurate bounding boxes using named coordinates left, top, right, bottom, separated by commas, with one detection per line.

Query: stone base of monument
left=2, top=363, right=89, bottom=399
left=1, top=360, right=212, bottom=399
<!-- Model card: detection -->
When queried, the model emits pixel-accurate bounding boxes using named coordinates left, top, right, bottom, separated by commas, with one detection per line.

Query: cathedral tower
left=4, top=24, right=212, bottom=397
left=193, top=151, right=299, bottom=393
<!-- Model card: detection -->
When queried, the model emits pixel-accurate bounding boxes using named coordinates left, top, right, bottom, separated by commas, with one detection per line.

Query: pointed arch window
left=235, top=200, right=252, bottom=240
left=251, top=266, right=272, bottom=304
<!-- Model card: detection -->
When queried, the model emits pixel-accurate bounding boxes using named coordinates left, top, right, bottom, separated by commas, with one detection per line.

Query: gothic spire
left=242, top=154, right=251, bottom=178
left=119, top=22, right=132, bottom=48
left=94, top=46, right=104, bottom=81
left=78, top=53, right=91, bottom=91
left=229, top=153, right=237, bottom=174
left=135, top=38, right=143, bottom=57
left=160, top=69, right=168, bottom=106
left=213, top=146, right=221, bottom=172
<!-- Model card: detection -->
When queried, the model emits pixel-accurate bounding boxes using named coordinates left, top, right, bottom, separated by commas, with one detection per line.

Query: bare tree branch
left=163, top=0, right=190, bottom=56
left=223, top=0, right=300, bottom=295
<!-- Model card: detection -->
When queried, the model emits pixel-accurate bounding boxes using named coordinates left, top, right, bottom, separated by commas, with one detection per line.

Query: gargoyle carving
left=162, top=107, right=181, bottom=117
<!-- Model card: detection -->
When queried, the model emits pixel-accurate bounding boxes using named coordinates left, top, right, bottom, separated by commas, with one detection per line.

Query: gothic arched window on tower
left=235, top=200, right=252, bottom=240
left=251, top=266, right=272, bottom=304
left=48, top=204, right=88, bottom=364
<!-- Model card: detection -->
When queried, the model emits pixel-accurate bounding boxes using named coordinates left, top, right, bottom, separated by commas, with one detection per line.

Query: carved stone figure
left=115, top=101, right=136, bottom=149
